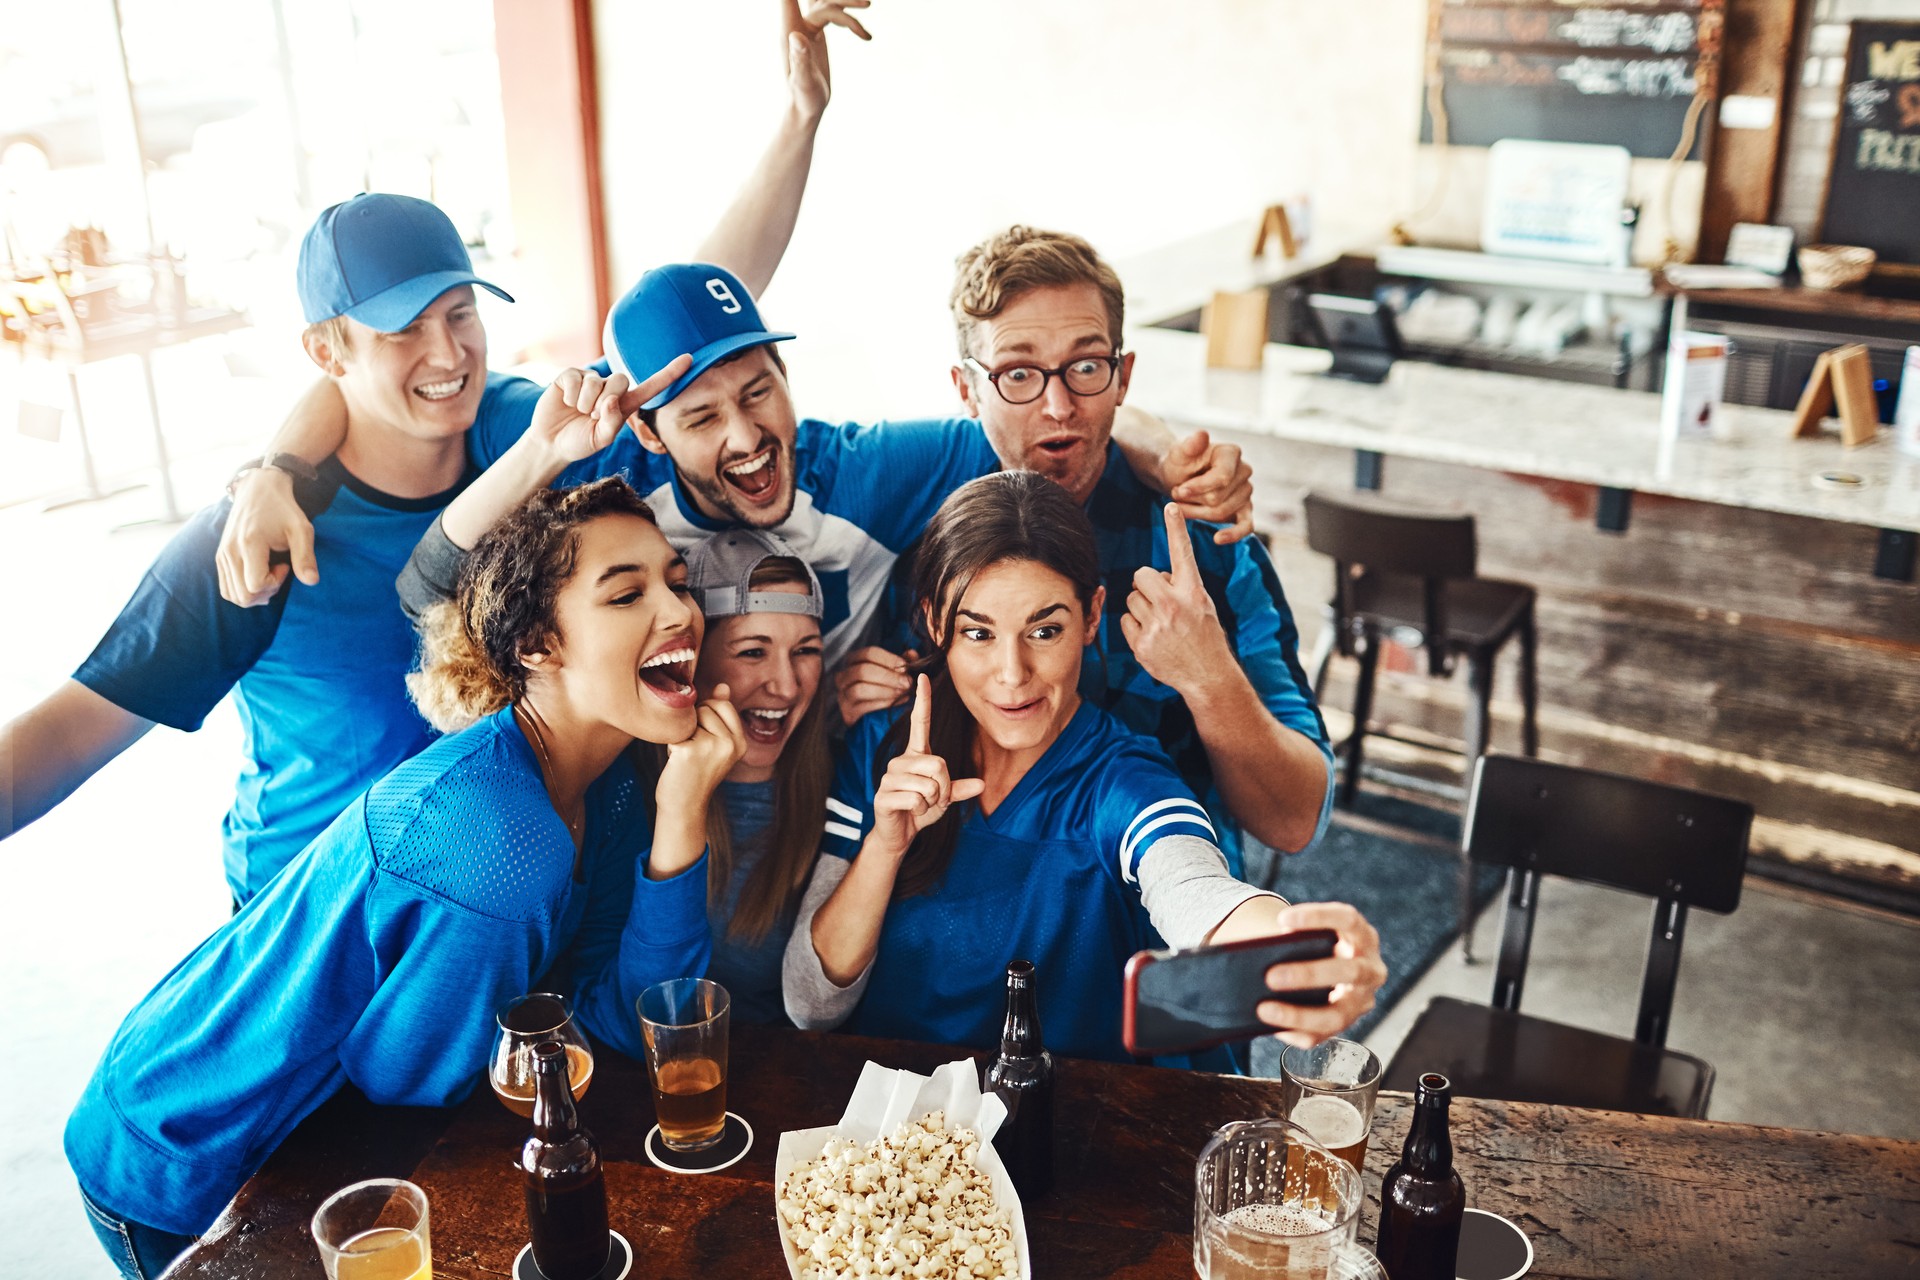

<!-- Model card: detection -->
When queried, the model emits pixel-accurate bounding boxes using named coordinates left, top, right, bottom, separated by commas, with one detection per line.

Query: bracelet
left=228, top=452, right=320, bottom=497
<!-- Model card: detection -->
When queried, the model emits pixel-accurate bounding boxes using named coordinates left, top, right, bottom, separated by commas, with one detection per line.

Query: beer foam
left=1220, top=1202, right=1337, bottom=1237
left=1292, top=1095, right=1367, bottom=1149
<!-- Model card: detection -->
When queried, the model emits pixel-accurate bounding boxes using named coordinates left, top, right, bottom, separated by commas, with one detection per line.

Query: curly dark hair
left=410, top=477, right=658, bottom=729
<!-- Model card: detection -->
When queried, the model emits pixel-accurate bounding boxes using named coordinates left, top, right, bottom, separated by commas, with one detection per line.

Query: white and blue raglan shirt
left=65, top=706, right=709, bottom=1237
left=72, top=376, right=541, bottom=904
left=781, top=701, right=1277, bottom=1064
left=466, top=375, right=1001, bottom=668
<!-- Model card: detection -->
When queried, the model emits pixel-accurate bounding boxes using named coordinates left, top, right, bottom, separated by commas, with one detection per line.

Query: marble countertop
left=1111, top=217, right=1379, bottom=326
left=1124, top=326, right=1920, bottom=534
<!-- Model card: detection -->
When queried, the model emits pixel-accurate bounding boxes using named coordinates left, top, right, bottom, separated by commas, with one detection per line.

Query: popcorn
left=777, top=1112, right=1019, bottom=1280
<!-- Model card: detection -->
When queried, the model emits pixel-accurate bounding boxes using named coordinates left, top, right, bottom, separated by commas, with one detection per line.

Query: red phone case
left=1121, top=928, right=1338, bottom=1058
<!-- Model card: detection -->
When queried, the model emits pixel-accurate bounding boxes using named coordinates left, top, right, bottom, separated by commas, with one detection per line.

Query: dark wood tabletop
left=164, top=1022, right=1920, bottom=1280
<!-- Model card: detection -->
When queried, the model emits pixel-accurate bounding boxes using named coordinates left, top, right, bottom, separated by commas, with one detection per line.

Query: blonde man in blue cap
left=0, top=2, right=841, bottom=899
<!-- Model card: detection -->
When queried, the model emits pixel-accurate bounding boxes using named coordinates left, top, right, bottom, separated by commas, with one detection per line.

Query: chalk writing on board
left=1440, top=48, right=1695, bottom=97
left=1439, top=7, right=1697, bottom=54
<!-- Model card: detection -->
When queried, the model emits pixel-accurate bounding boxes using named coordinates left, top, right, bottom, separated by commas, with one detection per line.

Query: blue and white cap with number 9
left=603, top=263, right=796, bottom=411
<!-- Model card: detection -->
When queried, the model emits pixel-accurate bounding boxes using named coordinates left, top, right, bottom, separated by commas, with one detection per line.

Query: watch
left=228, top=451, right=321, bottom=496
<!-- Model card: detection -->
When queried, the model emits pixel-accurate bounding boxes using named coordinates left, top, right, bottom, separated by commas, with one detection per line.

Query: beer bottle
left=1375, top=1072, right=1466, bottom=1280
left=520, top=1039, right=611, bottom=1280
left=983, top=959, right=1054, bottom=1199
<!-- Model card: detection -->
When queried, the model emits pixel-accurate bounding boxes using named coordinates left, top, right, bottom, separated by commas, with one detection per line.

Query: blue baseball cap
left=297, top=193, right=512, bottom=332
left=602, top=263, right=795, bottom=410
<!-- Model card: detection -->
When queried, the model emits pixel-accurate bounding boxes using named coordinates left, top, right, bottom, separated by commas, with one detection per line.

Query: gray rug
left=1243, top=793, right=1504, bottom=1071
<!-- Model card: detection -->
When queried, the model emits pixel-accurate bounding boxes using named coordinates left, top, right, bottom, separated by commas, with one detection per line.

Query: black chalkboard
left=1419, top=2, right=1709, bottom=160
left=1820, top=21, right=1920, bottom=266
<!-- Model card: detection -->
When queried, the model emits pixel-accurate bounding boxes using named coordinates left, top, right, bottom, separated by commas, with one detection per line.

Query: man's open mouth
left=638, top=646, right=698, bottom=708
left=720, top=446, right=781, bottom=502
left=1034, top=435, right=1083, bottom=458
left=742, top=705, right=793, bottom=746
left=414, top=374, right=469, bottom=402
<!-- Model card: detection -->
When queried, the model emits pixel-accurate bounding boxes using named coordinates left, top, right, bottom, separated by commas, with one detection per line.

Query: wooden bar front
left=171, top=1023, right=1920, bottom=1279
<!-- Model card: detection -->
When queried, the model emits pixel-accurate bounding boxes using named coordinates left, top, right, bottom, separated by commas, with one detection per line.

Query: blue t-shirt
left=64, top=706, right=710, bottom=1236
left=1081, top=441, right=1336, bottom=869
left=465, top=374, right=1001, bottom=668
left=820, top=702, right=1220, bottom=1063
left=71, top=375, right=542, bottom=902
left=707, top=778, right=799, bottom=1026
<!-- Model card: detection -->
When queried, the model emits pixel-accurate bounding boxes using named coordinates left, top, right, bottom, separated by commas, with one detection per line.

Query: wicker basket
left=1798, top=244, right=1876, bottom=290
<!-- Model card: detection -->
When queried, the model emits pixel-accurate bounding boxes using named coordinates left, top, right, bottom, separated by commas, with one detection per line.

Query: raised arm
left=1, top=681, right=155, bottom=839
left=1123, top=505, right=1331, bottom=853
left=692, top=1, right=855, bottom=295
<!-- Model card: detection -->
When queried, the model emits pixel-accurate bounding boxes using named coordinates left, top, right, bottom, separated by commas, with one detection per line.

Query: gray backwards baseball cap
left=685, top=529, right=822, bottom=620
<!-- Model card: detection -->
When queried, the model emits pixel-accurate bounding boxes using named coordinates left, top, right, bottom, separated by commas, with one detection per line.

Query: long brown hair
left=704, top=555, right=832, bottom=942
left=410, top=477, right=661, bottom=731
left=885, top=470, right=1103, bottom=898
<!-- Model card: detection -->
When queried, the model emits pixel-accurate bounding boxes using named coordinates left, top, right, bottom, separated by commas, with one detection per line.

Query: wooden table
left=165, top=1024, right=1920, bottom=1279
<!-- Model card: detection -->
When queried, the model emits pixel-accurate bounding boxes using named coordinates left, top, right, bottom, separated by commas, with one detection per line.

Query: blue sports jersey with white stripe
left=821, top=701, right=1219, bottom=1062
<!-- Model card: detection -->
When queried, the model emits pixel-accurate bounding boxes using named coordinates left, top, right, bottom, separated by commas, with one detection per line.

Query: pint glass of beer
left=1279, top=1039, right=1381, bottom=1175
left=311, top=1178, right=431, bottom=1280
left=639, top=978, right=731, bottom=1152
left=1194, top=1119, right=1371, bottom=1280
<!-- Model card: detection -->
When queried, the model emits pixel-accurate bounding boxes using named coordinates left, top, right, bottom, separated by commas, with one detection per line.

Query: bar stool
left=1301, top=490, right=1540, bottom=959
left=1382, top=754, right=1752, bottom=1119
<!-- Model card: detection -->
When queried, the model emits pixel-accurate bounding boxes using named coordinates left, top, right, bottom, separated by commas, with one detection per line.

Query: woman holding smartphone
left=783, top=470, right=1385, bottom=1063
left=66, top=469, right=743, bottom=1277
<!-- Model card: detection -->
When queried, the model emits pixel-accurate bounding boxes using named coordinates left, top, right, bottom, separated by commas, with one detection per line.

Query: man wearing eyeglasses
left=842, top=226, right=1334, bottom=871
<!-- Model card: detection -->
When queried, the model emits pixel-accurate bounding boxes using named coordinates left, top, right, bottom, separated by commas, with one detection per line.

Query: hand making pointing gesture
left=870, top=675, right=985, bottom=859
left=1119, top=503, right=1237, bottom=696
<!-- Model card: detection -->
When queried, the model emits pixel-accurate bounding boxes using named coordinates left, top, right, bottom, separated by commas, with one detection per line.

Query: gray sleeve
left=396, top=513, right=468, bottom=624
left=781, top=856, right=871, bottom=1029
left=1137, top=834, right=1285, bottom=949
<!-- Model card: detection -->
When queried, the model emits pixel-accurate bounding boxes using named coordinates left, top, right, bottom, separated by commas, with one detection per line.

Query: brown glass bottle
left=983, top=959, right=1054, bottom=1199
left=1375, top=1071, right=1466, bottom=1280
left=520, top=1039, right=611, bottom=1280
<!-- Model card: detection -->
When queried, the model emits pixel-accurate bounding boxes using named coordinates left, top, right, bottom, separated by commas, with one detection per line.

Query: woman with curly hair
left=67, top=475, right=742, bottom=1277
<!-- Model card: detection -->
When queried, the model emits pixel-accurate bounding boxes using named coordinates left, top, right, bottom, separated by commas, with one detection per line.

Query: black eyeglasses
left=962, top=353, right=1123, bottom=405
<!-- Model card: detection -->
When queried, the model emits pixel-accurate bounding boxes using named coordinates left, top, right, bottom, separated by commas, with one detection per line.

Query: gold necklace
left=514, top=704, right=585, bottom=841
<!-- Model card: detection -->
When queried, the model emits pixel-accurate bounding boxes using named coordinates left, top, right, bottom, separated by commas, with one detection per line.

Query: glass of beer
left=638, top=977, right=730, bottom=1152
left=491, top=992, right=594, bottom=1118
left=1279, top=1039, right=1381, bottom=1175
left=1194, top=1119, right=1367, bottom=1280
left=311, top=1178, right=431, bottom=1280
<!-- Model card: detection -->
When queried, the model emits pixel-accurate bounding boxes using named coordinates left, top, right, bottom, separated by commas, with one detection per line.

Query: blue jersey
left=72, top=375, right=541, bottom=902
left=821, top=702, right=1220, bottom=1063
left=869, top=442, right=1335, bottom=872
left=64, top=706, right=709, bottom=1236
left=467, top=371, right=1001, bottom=668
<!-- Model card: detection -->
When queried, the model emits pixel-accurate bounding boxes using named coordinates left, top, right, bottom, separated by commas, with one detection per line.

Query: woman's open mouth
left=989, top=696, right=1049, bottom=720
left=638, top=646, right=698, bottom=709
left=741, top=705, right=794, bottom=746
left=719, top=446, right=782, bottom=504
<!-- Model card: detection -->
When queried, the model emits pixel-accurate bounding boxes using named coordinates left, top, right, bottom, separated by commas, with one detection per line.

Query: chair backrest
left=1465, top=754, right=1753, bottom=1048
left=1301, top=491, right=1477, bottom=674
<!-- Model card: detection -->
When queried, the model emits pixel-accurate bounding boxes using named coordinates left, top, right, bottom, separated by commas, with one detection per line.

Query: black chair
left=1381, top=754, right=1752, bottom=1119
left=1301, top=490, right=1539, bottom=958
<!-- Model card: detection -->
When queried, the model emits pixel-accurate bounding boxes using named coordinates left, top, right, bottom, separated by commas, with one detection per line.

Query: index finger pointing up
left=1163, top=502, right=1200, bottom=588
left=907, top=672, right=933, bottom=754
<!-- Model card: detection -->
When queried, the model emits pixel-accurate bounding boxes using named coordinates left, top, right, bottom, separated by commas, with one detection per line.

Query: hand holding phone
left=1121, top=929, right=1339, bottom=1058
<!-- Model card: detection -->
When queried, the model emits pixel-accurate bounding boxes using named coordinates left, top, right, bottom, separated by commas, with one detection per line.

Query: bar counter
left=164, top=1023, right=1920, bottom=1279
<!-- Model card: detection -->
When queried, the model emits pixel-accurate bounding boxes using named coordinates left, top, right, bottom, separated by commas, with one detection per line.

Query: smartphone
left=1121, top=929, right=1338, bottom=1058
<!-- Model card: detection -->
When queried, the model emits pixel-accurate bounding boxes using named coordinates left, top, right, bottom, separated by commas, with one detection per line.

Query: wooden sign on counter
left=1202, top=289, right=1271, bottom=371
left=1791, top=344, right=1880, bottom=448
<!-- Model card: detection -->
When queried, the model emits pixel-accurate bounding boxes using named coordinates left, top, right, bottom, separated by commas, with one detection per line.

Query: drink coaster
left=1456, top=1207, right=1531, bottom=1280
left=643, top=1112, right=752, bottom=1174
left=513, top=1229, right=632, bottom=1280
left=1812, top=469, right=1866, bottom=490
